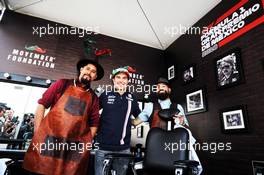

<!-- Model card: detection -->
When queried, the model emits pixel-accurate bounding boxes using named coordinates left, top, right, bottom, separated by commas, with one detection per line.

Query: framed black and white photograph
left=182, top=64, right=196, bottom=84
left=168, top=65, right=175, bottom=80
left=214, top=48, right=244, bottom=89
left=185, top=88, right=207, bottom=115
left=220, top=105, right=249, bottom=133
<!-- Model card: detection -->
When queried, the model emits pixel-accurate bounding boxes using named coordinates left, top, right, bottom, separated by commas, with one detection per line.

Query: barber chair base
left=174, top=160, right=199, bottom=175
left=103, top=153, right=135, bottom=175
left=5, top=160, right=29, bottom=175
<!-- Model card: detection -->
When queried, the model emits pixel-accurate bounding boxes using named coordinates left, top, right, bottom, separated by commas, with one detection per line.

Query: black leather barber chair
left=0, top=139, right=27, bottom=175
left=142, top=127, right=199, bottom=175
left=103, top=109, right=199, bottom=175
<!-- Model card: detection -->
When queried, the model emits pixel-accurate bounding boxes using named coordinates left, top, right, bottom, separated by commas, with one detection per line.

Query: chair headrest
left=158, top=108, right=180, bottom=121
left=144, top=127, right=189, bottom=173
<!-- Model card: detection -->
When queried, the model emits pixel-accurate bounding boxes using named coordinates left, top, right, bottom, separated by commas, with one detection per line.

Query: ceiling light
left=3, top=72, right=10, bottom=79
left=45, top=79, right=51, bottom=85
left=26, top=76, right=32, bottom=82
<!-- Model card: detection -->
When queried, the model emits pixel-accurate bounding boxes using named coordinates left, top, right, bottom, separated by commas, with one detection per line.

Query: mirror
left=0, top=81, right=47, bottom=150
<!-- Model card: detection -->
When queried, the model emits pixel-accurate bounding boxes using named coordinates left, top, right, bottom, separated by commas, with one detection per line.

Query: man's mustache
left=158, top=90, right=167, bottom=93
left=84, top=74, right=92, bottom=80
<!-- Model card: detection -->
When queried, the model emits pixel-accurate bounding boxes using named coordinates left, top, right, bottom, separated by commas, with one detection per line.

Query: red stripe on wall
left=218, top=15, right=264, bottom=47
left=207, top=22, right=215, bottom=30
left=215, top=0, right=248, bottom=25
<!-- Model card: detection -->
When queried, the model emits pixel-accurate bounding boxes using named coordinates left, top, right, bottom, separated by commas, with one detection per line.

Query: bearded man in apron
left=23, top=58, right=104, bottom=175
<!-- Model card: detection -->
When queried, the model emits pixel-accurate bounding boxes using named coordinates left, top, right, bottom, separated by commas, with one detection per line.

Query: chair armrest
left=174, top=160, right=199, bottom=168
left=105, top=153, right=135, bottom=159
left=0, top=149, right=26, bottom=160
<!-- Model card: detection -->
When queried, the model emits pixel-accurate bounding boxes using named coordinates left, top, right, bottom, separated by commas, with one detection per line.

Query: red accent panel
left=215, top=0, right=249, bottom=25
left=219, top=15, right=264, bottom=47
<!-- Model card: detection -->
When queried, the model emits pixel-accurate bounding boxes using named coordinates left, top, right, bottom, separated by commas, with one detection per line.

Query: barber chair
left=103, top=109, right=199, bottom=175
left=0, top=139, right=27, bottom=175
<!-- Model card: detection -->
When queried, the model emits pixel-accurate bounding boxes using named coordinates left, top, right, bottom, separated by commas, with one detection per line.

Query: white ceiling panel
left=7, top=0, right=221, bottom=49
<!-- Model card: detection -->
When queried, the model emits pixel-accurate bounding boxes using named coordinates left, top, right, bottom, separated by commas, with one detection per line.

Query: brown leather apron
left=151, top=109, right=167, bottom=130
left=23, top=85, right=93, bottom=175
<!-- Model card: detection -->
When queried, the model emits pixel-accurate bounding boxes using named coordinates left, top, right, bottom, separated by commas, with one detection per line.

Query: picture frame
left=185, top=87, right=207, bottom=115
left=182, top=64, right=196, bottom=84
left=214, top=48, right=244, bottom=89
left=219, top=105, right=249, bottom=134
left=168, top=65, right=175, bottom=80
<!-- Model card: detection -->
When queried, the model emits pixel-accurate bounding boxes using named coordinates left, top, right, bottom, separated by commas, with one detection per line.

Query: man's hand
left=173, top=115, right=185, bottom=125
left=90, top=127, right=98, bottom=139
left=136, top=102, right=153, bottom=123
left=131, top=118, right=143, bottom=126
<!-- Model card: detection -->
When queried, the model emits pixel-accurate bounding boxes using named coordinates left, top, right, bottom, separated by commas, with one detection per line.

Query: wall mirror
left=0, top=80, right=47, bottom=150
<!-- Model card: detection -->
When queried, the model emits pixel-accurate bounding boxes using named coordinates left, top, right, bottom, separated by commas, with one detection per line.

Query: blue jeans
left=94, top=149, right=130, bottom=175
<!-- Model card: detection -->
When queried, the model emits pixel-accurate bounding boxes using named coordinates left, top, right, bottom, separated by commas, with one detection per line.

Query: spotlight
left=46, top=79, right=51, bottom=85
left=3, top=72, right=11, bottom=79
left=26, top=76, right=32, bottom=82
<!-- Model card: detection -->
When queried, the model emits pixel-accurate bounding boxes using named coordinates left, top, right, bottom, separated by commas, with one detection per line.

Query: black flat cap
left=157, top=77, right=171, bottom=87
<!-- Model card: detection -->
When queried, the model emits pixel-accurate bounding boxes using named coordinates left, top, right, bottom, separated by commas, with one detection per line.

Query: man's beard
left=80, top=78, right=91, bottom=86
left=157, top=91, right=170, bottom=100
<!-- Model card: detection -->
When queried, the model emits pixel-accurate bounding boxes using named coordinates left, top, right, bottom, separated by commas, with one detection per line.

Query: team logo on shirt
left=107, top=95, right=116, bottom=104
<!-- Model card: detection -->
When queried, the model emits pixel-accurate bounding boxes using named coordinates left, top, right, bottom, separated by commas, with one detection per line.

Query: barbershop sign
left=6, top=45, right=56, bottom=69
left=201, top=0, right=264, bottom=57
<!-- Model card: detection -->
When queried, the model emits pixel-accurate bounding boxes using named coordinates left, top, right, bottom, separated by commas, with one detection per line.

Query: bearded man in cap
left=144, top=77, right=188, bottom=130
left=23, top=58, right=104, bottom=175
